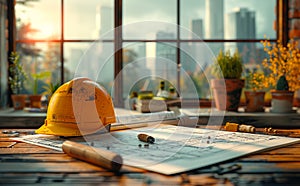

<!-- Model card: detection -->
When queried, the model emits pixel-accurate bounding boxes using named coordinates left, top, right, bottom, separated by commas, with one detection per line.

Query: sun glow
left=34, top=24, right=57, bottom=39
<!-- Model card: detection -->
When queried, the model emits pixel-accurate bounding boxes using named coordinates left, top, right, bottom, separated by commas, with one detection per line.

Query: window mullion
left=277, top=0, right=289, bottom=45
left=114, top=0, right=123, bottom=107
left=61, top=0, right=64, bottom=84
left=177, top=0, right=181, bottom=94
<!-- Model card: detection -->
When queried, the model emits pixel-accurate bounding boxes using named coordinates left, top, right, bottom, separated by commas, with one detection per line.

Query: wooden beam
left=277, top=0, right=289, bottom=45
left=6, top=0, right=15, bottom=55
left=114, top=0, right=123, bottom=107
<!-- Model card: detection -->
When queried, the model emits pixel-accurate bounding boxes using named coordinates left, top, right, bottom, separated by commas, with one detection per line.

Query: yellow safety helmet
left=35, top=77, right=116, bottom=136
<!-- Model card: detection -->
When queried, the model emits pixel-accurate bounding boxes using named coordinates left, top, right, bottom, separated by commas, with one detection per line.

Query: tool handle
left=62, top=140, right=123, bottom=172
left=138, top=133, right=155, bottom=143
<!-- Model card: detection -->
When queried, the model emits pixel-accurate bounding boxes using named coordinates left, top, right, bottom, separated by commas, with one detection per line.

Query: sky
left=15, top=0, right=277, bottom=77
left=14, top=0, right=277, bottom=91
left=123, top=0, right=276, bottom=39
left=16, top=0, right=276, bottom=40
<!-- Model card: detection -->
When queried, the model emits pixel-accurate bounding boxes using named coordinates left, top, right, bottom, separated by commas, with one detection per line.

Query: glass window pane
left=180, top=0, right=205, bottom=39
left=196, top=42, right=267, bottom=65
left=123, top=0, right=177, bottom=40
left=180, top=42, right=214, bottom=99
left=15, top=0, right=61, bottom=40
left=16, top=42, right=61, bottom=94
left=180, top=41, right=269, bottom=98
left=207, top=42, right=267, bottom=65
left=65, top=0, right=114, bottom=40
left=64, top=42, right=114, bottom=93
left=122, top=42, right=177, bottom=100
left=64, top=43, right=89, bottom=82
left=122, top=42, right=147, bottom=99
left=181, top=0, right=276, bottom=39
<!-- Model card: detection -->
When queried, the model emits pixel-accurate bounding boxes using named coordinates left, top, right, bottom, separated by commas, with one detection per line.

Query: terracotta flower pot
left=271, top=90, right=294, bottom=113
left=293, top=89, right=300, bottom=107
left=11, top=94, right=27, bottom=110
left=244, top=91, right=265, bottom=112
left=29, top=95, right=42, bottom=108
left=211, top=79, right=244, bottom=111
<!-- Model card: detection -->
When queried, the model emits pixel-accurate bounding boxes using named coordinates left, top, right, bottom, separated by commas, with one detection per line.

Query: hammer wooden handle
left=62, top=140, right=123, bottom=172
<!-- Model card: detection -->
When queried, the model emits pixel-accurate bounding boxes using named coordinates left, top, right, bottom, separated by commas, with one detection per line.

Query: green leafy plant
left=43, top=82, right=60, bottom=95
left=212, top=49, right=243, bottom=79
left=31, top=71, right=51, bottom=95
left=8, top=52, right=27, bottom=94
left=276, top=75, right=289, bottom=91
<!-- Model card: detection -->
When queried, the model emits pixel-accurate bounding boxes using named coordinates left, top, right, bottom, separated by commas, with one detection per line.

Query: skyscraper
left=205, top=0, right=224, bottom=54
left=225, top=8, right=256, bottom=64
left=155, top=31, right=177, bottom=82
left=205, top=0, right=224, bottom=39
left=94, top=5, right=114, bottom=88
left=96, top=5, right=113, bottom=39
left=191, top=19, right=204, bottom=39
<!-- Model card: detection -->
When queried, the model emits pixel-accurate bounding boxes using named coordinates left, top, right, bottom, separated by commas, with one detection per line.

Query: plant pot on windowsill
left=11, top=94, right=27, bottom=110
left=244, top=71, right=268, bottom=112
left=293, top=89, right=300, bottom=107
left=270, top=76, right=295, bottom=113
left=8, top=52, right=28, bottom=110
left=211, top=79, right=244, bottom=111
left=271, top=90, right=294, bottom=113
left=260, top=39, right=300, bottom=113
left=244, top=91, right=265, bottom=112
left=29, top=72, right=51, bottom=108
left=29, top=94, right=42, bottom=108
left=211, top=49, right=244, bottom=112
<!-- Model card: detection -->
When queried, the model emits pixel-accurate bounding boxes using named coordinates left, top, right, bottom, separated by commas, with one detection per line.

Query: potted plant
left=271, top=75, right=294, bottom=113
left=211, top=49, right=244, bottom=111
left=8, top=52, right=28, bottom=110
left=244, top=70, right=269, bottom=112
left=29, top=71, right=51, bottom=108
left=261, top=39, right=300, bottom=113
left=42, top=82, right=60, bottom=106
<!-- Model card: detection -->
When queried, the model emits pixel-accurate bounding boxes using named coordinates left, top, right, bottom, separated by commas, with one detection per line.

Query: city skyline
left=14, top=0, right=276, bottom=96
left=16, top=0, right=276, bottom=40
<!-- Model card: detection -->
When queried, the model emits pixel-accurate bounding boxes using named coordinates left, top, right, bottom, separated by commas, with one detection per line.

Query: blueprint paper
left=13, top=125, right=300, bottom=175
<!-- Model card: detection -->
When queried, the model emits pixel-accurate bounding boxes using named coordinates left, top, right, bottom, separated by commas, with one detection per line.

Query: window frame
left=8, top=0, right=286, bottom=107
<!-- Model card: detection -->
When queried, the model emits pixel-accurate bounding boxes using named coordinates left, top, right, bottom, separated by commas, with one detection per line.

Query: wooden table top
left=2, top=128, right=300, bottom=185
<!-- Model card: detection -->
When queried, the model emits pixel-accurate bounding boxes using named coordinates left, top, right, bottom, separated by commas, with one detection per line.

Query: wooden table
left=2, top=128, right=300, bottom=185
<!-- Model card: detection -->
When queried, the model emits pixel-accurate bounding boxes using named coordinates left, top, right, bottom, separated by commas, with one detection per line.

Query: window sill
left=0, top=107, right=299, bottom=129
left=182, top=107, right=300, bottom=129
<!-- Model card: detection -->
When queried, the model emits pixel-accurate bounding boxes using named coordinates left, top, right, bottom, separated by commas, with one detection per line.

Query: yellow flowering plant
left=245, top=70, right=269, bottom=92
left=261, top=39, right=300, bottom=91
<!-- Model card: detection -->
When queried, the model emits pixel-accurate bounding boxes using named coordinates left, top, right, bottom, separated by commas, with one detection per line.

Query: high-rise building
left=191, top=19, right=204, bottom=39
left=225, top=7, right=256, bottom=64
left=155, top=31, right=177, bottom=82
left=94, top=5, right=114, bottom=87
left=96, top=5, right=113, bottom=38
left=205, top=0, right=224, bottom=39
left=205, top=0, right=224, bottom=54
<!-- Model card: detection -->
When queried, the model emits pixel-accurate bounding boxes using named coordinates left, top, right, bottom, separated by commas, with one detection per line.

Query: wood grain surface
left=1, top=129, right=300, bottom=185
